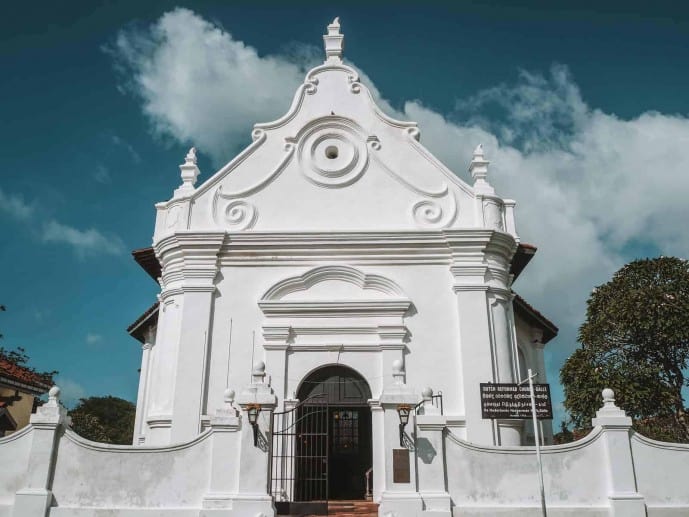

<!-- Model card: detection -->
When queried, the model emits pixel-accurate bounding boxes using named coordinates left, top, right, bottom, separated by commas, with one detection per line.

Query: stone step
left=282, top=499, right=378, bottom=516
left=328, top=499, right=378, bottom=515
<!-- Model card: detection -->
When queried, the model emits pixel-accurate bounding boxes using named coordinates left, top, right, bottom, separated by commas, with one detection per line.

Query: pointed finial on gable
left=469, top=143, right=494, bottom=195
left=323, top=16, right=344, bottom=64
left=185, top=146, right=197, bottom=165
left=173, top=146, right=200, bottom=198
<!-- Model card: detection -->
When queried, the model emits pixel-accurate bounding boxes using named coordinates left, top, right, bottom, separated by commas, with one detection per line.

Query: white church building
left=2, top=18, right=689, bottom=517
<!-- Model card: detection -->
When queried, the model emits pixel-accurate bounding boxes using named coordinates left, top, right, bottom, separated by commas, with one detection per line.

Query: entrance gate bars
left=270, top=394, right=330, bottom=515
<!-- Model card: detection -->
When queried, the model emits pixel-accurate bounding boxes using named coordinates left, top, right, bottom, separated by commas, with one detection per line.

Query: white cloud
left=0, top=187, right=35, bottom=221
left=111, top=9, right=689, bottom=422
left=1, top=187, right=125, bottom=258
left=86, top=333, right=103, bottom=345
left=93, top=164, right=112, bottom=184
left=53, top=376, right=87, bottom=408
left=111, top=135, right=141, bottom=163
left=110, top=8, right=318, bottom=164
left=42, top=220, right=125, bottom=257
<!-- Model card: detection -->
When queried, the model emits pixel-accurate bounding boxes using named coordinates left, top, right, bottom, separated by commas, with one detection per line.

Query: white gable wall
left=140, top=21, right=524, bottom=457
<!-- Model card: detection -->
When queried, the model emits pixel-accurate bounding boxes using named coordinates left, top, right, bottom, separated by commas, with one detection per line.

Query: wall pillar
left=150, top=231, right=225, bottom=444
left=416, top=388, right=451, bottom=516
left=489, top=289, right=522, bottom=445
left=369, top=400, right=386, bottom=503
left=234, top=362, right=278, bottom=517
left=592, top=389, right=646, bottom=517
left=532, top=332, right=553, bottom=444
left=200, top=389, right=241, bottom=516
left=378, top=361, right=423, bottom=516
left=12, top=386, right=68, bottom=517
left=133, top=330, right=154, bottom=445
left=447, top=230, right=519, bottom=445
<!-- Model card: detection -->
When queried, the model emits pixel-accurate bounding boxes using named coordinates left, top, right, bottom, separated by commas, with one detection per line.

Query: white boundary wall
left=2, top=387, right=689, bottom=517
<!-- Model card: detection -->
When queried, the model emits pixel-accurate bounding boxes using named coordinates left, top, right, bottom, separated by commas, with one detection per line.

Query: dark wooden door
left=328, top=407, right=372, bottom=500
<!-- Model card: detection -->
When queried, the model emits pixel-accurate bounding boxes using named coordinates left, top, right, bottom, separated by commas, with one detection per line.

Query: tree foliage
left=561, top=257, right=689, bottom=442
left=68, top=396, right=136, bottom=445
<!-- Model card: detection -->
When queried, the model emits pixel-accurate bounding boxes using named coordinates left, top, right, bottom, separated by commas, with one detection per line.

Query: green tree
left=561, top=257, right=689, bottom=442
left=68, top=396, right=136, bottom=444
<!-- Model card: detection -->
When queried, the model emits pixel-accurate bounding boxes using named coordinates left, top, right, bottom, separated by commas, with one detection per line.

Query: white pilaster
left=133, top=328, right=154, bottom=445
left=12, top=386, right=69, bottom=517
left=149, top=231, right=225, bottom=444
left=378, top=361, right=423, bottom=516
left=416, top=388, right=452, bottom=516
left=234, top=362, right=278, bottom=517
left=592, top=389, right=646, bottom=517
left=447, top=230, right=520, bottom=445
left=200, top=389, right=242, bottom=516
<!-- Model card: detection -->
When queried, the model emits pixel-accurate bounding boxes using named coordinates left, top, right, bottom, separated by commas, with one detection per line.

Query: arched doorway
left=272, top=365, right=373, bottom=514
left=296, top=365, right=373, bottom=501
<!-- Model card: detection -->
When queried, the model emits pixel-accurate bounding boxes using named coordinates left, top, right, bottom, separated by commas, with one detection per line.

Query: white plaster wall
left=631, top=433, right=689, bottom=515
left=0, top=426, right=32, bottom=516
left=180, top=66, right=477, bottom=236
left=50, top=429, right=212, bottom=510
left=445, top=428, right=609, bottom=515
left=202, top=263, right=461, bottom=417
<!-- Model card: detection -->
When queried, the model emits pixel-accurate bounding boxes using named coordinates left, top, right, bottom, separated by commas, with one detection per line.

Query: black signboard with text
left=480, top=383, right=553, bottom=420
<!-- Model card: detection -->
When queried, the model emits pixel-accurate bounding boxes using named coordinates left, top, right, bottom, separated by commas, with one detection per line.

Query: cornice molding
left=259, top=300, right=411, bottom=318
left=214, top=229, right=516, bottom=265
left=264, top=342, right=407, bottom=352
left=261, top=264, right=407, bottom=300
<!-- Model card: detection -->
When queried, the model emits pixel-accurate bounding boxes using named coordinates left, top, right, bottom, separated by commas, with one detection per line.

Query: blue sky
left=2, top=1, right=689, bottom=426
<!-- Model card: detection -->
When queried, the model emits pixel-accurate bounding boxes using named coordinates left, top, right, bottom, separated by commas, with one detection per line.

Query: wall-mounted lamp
left=246, top=403, right=261, bottom=446
left=396, top=404, right=412, bottom=447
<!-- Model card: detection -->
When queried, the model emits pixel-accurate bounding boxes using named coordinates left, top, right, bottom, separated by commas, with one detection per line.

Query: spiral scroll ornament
left=223, top=200, right=257, bottom=230
left=412, top=200, right=444, bottom=226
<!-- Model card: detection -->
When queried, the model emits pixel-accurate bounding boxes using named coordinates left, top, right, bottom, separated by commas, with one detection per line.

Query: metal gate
left=270, top=394, right=330, bottom=515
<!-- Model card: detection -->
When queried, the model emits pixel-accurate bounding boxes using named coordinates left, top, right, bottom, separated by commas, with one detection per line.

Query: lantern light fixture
left=397, top=404, right=412, bottom=447
left=246, top=403, right=261, bottom=446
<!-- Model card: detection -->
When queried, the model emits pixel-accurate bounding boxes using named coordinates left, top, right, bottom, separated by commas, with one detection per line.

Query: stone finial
left=252, top=361, right=266, bottom=384
left=185, top=147, right=197, bottom=164
left=421, top=387, right=433, bottom=401
left=469, top=143, right=494, bottom=195
left=48, top=385, right=61, bottom=406
left=211, top=388, right=240, bottom=424
left=592, top=387, right=632, bottom=427
left=602, top=388, right=615, bottom=407
left=392, top=359, right=405, bottom=385
left=323, top=17, right=344, bottom=63
left=174, top=146, right=201, bottom=198
left=223, top=388, right=236, bottom=405
left=30, top=384, right=69, bottom=425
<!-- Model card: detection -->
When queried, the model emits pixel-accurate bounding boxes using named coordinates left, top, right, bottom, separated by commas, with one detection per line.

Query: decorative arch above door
left=297, top=364, right=372, bottom=405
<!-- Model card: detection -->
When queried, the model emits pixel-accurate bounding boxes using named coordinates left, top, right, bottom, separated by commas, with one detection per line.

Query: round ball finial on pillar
left=421, top=387, right=433, bottom=401
left=223, top=388, right=236, bottom=405
left=48, top=385, right=61, bottom=406
left=392, top=359, right=405, bottom=385
left=252, top=361, right=266, bottom=384
left=602, top=388, right=615, bottom=407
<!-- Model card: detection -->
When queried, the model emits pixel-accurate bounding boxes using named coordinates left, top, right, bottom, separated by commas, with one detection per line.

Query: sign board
left=480, top=383, right=553, bottom=420
left=392, top=449, right=410, bottom=483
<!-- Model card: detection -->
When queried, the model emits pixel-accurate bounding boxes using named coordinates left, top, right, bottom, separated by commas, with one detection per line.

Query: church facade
left=131, top=17, right=554, bottom=453
left=127, top=17, right=557, bottom=508
left=3, top=19, right=687, bottom=517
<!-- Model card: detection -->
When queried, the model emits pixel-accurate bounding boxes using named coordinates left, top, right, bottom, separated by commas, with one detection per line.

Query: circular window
left=325, top=145, right=339, bottom=159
